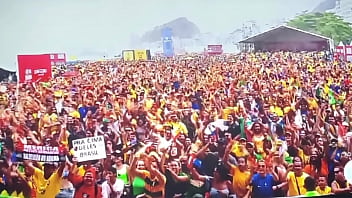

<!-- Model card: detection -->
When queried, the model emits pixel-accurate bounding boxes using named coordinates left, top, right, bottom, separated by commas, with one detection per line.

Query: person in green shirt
left=304, top=176, right=320, bottom=197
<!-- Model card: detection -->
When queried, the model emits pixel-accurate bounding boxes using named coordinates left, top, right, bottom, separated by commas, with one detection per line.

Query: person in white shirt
left=102, top=167, right=125, bottom=198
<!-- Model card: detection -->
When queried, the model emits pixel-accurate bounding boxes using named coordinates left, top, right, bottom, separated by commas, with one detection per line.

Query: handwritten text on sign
left=72, top=136, right=106, bottom=162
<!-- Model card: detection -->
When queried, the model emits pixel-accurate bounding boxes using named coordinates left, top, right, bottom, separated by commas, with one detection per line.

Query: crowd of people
left=0, top=51, right=352, bottom=198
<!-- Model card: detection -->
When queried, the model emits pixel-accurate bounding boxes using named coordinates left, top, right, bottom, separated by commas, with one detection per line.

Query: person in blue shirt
left=250, top=160, right=279, bottom=198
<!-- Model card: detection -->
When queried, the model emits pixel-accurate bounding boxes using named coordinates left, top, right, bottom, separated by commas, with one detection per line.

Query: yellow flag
left=68, top=55, right=78, bottom=61
left=10, top=191, right=17, bottom=197
left=0, top=190, right=9, bottom=196
left=18, top=192, right=24, bottom=198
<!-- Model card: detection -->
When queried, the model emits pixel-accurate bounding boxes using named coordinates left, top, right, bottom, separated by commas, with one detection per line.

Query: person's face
left=166, top=104, right=172, bottom=110
left=106, top=170, right=115, bottom=180
left=170, top=161, right=180, bottom=173
left=171, top=115, right=178, bottom=122
left=293, top=161, right=302, bottom=173
left=83, top=172, right=94, bottom=186
left=67, top=116, right=73, bottom=125
left=310, top=151, right=318, bottom=162
left=238, top=158, right=246, bottom=170
left=246, top=144, right=254, bottom=153
left=106, top=140, right=112, bottom=147
left=273, top=115, right=278, bottom=121
left=318, top=177, right=327, bottom=188
left=317, top=138, right=324, bottom=146
left=227, top=115, right=234, bottom=122
left=137, top=119, right=144, bottom=126
left=254, top=124, right=261, bottom=133
left=136, top=160, right=145, bottom=170
left=24, top=166, right=32, bottom=177
left=2, top=146, right=11, bottom=157
left=209, top=115, right=215, bottom=122
left=151, top=159, right=158, bottom=169
left=129, top=133, right=136, bottom=141
left=165, top=130, right=172, bottom=140
left=185, top=138, right=191, bottom=146
left=328, top=116, right=335, bottom=124
left=115, top=156, right=123, bottom=164
left=257, top=162, right=266, bottom=175
left=299, top=131, right=306, bottom=138
left=225, top=133, right=232, bottom=140
left=286, top=135, right=292, bottom=144
left=44, top=164, right=56, bottom=176
left=239, top=139, right=246, bottom=147
left=334, top=168, right=345, bottom=181
left=27, top=114, right=34, bottom=121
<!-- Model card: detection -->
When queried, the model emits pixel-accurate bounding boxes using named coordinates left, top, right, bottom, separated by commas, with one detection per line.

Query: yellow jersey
left=287, top=171, right=309, bottom=196
left=231, top=165, right=250, bottom=197
left=316, top=186, right=331, bottom=195
left=33, top=167, right=62, bottom=198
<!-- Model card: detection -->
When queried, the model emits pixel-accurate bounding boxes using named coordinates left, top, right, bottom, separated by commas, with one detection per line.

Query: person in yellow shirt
left=316, top=176, right=331, bottom=195
left=285, top=157, right=309, bottom=196
left=40, top=106, right=60, bottom=135
left=223, top=140, right=251, bottom=198
left=169, top=114, right=188, bottom=137
left=24, top=161, right=65, bottom=198
left=229, top=157, right=251, bottom=198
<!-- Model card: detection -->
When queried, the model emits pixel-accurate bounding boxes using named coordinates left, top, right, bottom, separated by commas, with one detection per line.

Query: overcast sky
left=0, top=0, right=322, bottom=70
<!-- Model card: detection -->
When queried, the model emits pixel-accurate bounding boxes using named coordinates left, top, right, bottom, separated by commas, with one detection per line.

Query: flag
left=239, top=117, right=246, bottom=138
left=328, top=90, right=336, bottom=105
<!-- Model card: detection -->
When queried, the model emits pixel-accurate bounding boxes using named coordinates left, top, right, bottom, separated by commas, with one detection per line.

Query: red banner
left=17, top=54, right=52, bottom=83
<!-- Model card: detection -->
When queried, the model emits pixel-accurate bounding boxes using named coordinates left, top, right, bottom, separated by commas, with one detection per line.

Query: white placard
left=345, top=160, right=352, bottom=184
left=72, top=136, right=106, bottom=162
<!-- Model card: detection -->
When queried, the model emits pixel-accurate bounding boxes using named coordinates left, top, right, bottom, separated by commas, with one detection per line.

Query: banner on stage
left=122, top=50, right=135, bottom=61
left=207, top=45, right=223, bottom=55
left=134, top=50, right=149, bottom=61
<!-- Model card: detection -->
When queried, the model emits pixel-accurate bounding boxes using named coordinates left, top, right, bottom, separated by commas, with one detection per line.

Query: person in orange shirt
left=303, top=150, right=328, bottom=179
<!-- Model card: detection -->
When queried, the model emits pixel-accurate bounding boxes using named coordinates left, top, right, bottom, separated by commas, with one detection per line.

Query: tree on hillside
left=288, top=12, right=352, bottom=45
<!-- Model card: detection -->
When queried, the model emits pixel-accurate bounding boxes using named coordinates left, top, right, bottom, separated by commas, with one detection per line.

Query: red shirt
left=74, top=184, right=102, bottom=198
